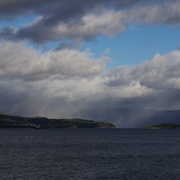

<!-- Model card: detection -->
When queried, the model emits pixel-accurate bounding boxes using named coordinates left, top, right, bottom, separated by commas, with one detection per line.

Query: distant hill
left=133, top=109, right=180, bottom=128
left=0, top=112, right=115, bottom=128
left=142, top=109, right=180, bottom=129
left=145, top=123, right=180, bottom=129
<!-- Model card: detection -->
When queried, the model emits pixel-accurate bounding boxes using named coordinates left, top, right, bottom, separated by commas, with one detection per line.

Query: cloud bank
left=1, top=42, right=180, bottom=127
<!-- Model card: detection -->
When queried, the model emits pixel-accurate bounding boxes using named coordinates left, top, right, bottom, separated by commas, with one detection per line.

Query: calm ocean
left=0, top=128, right=180, bottom=180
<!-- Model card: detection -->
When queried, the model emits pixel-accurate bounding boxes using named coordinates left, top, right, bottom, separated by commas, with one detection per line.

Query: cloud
left=55, top=41, right=82, bottom=51
left=126, top=1, right=180, bottom=25
left=1, top=42, right=180, bottom=127
left=0, top=41, right=108, bottom=81
left=106, top=51, right=180, bottom=90
left=102, top=48, right=111, bottom=56
left=1, top=0, right=180, bottom=43
left=0, top=0, right=140, bottom=18
left=0, top=10, right=126, bottom=43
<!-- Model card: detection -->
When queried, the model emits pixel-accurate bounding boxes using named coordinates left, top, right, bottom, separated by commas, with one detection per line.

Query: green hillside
left=0, top=113, right=115, bottom=128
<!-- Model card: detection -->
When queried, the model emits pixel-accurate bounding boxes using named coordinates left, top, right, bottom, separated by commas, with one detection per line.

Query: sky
left=1, top=0, right=180, bottom=128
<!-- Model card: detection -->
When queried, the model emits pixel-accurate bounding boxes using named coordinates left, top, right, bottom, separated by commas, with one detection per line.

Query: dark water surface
left=0, top=128, right=180, bottom=180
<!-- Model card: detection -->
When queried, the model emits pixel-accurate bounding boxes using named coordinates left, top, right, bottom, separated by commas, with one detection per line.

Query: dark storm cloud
left=0, top=26, right=17, bottom=41
left=55, top=42, right=80, bottom=51
left=0, top=0, right=59, bottom=18
left=0, top=0, right=139, bottom=19
left=1, top=0, right=180, bottom=43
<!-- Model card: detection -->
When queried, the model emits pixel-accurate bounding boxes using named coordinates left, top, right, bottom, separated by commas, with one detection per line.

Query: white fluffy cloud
left=0, top=42, right=108, bottom=81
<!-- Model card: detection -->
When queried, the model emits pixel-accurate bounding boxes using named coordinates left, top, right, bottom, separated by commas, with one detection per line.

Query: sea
left=0, top=128, right=180, bottom=180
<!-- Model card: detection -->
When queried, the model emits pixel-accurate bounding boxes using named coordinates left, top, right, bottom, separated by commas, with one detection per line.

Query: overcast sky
left=1, top=0, right=180, bottom=127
